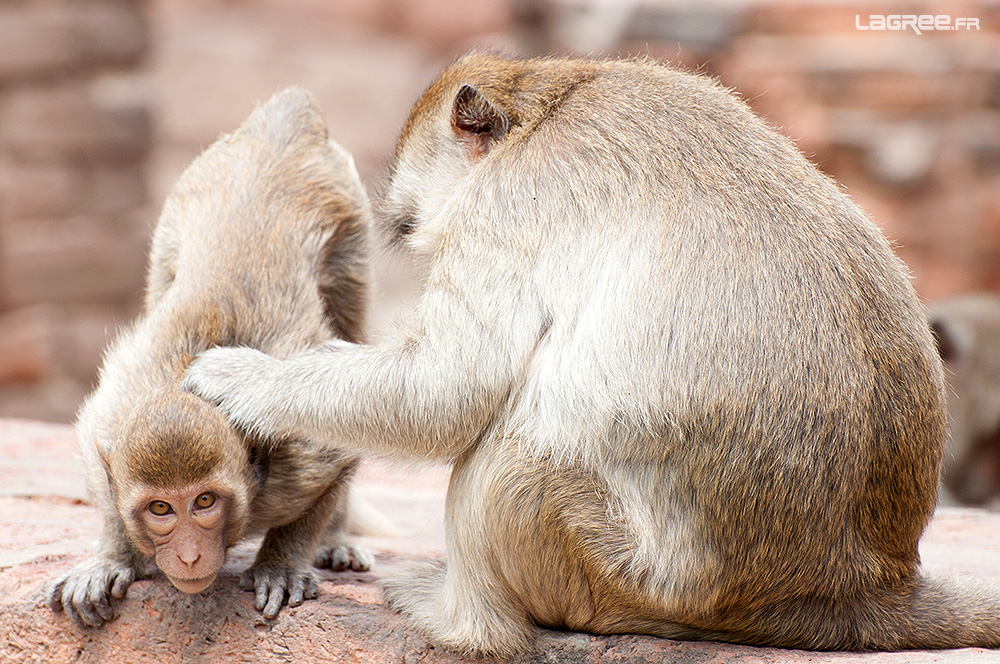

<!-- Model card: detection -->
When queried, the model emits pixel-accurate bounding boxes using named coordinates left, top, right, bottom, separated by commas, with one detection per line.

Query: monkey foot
left=239, top=563, right=320, bottom=619
left=314, top=543, right=374, bottom=572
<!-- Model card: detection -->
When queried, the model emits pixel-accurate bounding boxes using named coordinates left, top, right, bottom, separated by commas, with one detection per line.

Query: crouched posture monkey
left=50, top=87, right=374, bottom=627
left=185, top=53, right=1000, bottom=655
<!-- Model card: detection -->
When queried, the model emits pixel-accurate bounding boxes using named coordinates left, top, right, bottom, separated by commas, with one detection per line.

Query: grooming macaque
left=50, top=87, right=374, bottom=628
left=930, top=294, right=1000, bottom=506
left=184, top=53, right=1000, bottom=655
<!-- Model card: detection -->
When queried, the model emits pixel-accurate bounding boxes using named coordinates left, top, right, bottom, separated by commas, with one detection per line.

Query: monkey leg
left=243, top=528, right=323, bottom=619
left=382, top=443, right=723, bottom=655
left=312, top=499, right=374, bottom=572
left=244, top=467, right=353, bottom=619
left=380, top=446, right=543, bottom=657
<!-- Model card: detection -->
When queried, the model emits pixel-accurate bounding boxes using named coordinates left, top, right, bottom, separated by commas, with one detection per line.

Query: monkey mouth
left=169, top=573, right=217, bottom=594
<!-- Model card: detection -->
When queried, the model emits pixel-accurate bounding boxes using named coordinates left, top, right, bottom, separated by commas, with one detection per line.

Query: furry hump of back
left=49, top=86, right=375, bottom=628
left=184, top=52, right=1000, bottom=656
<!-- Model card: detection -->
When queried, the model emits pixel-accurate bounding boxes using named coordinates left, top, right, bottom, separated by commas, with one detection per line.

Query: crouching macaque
left=930, top=294, right=1000, bottom=506
left=50, top=87, right=375, bottom=628
left=184, top=53, right=1000, bottom=655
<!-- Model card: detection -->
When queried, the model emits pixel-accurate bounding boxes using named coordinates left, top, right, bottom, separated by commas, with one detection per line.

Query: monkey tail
left=743, top=575, right=1000, bottom=650
left=882, top=575, right=1000, bottom=650
left=345, top=493, right=403, bottom=538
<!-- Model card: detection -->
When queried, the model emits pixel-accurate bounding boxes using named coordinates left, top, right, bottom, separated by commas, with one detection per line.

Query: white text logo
left=856, top=14, right=981, bottom=34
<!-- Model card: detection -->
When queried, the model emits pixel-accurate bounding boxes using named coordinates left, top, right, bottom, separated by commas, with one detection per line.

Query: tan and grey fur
left=185, top=53, right=1000, bottom=655
left=50, top=87, right=374, bottom=627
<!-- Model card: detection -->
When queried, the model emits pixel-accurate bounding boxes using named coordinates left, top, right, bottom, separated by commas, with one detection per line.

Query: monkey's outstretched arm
left=184, top=270, right=543, bottom=462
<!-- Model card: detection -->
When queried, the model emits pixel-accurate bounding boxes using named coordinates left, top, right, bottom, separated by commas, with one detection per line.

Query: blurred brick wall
left=0, top=0, right=151, bottom=421
left=1, top=0, right=995, bottom=423
left=518, top=0, right=1000, bottom=302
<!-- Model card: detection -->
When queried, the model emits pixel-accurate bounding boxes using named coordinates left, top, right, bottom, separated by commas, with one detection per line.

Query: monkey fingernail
left=95, top=601, right=115, bottom=622
left=48, top=589, right=65, bottom=613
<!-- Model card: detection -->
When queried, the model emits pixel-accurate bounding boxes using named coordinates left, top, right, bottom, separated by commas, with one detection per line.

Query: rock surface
left=2, top=417, right=1000, bottom=663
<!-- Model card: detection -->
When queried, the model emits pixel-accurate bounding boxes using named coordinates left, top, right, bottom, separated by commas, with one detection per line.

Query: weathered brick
left=0, top=380, right=88, bottom=422
left=388, top=0, right=511, bottom=46
left=747, top=3, right=875, bottom=35
left=0, top=216, right=147, bottom=309
left=61, top=306, right=120, bottom=382
left=0, top=83, right=151, bottom=162
left=68, top=0, right=149, bottom=70
left=0, top=305, right=61, bottom=383
left=0, top=163, right=80, bottom=222
left=0, top=6, right=77, bottom=81
left=0, top=304, right=114, bottom=418
left=0, top=0, right=147, bottom=81
left=78, top=166, right=148, bottom=216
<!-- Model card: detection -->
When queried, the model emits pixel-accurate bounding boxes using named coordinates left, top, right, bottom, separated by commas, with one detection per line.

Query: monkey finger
left=262, top=583, right=288, bottom=619
left=287, top=575, right=307, bottom=608
left=69, top=585, right=105, bottom=628
left=325, top=547, right=351, bottom=572
left=254, top=579, right=272, bottom=612
left=91, top=594, right=115, bottom=623
left=48, top=577, right=68, bottom=613
left=63, top=597, right=87, bottom=629
left=312, top=548, right=331, bottom=568
left=110, top=570, right=134, bottom=599
left=305, top=574, right=319, bottom=600
left=350, top=547, right=375, bottom=572
left=286, top=570, right=319, bottom=607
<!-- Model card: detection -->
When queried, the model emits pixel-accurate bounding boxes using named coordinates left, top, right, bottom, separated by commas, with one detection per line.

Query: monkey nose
left=178, top=552, right=202, bottom=567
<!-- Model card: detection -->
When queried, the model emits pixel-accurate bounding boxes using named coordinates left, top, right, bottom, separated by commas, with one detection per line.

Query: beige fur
left=185, top=53, right=1000, bottom=656
left=50, top=87, right=375, bottom=627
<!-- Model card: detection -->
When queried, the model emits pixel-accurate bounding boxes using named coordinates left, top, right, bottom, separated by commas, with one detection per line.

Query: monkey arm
left=48, top=511, right=148, bottom=628
left=241, top=455, right=369, bottom=619
left=50, top=412, right=150, bottom=628
left=184, top=268, right=544, bottom=462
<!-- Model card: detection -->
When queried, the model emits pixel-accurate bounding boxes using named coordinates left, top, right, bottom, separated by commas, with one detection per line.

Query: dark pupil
left=151, top=502, right=168, bottom=514
left=197, top=493, right=213, bottom=507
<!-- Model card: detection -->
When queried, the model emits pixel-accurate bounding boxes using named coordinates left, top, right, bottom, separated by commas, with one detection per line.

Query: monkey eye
left=392, top=214, right=416, bottom=238
left=148, top=500, right=173, bottom=516
left=194, top=492, right=216, bottom=509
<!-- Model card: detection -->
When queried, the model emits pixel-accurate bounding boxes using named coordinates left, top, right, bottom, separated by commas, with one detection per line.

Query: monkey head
left=107, top=388, right=255, bottom=593
left=384, top=53, right=525, bottom=255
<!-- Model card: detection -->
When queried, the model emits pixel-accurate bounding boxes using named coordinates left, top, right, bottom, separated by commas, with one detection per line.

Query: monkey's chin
left=169, top=573, right=217, bottom=594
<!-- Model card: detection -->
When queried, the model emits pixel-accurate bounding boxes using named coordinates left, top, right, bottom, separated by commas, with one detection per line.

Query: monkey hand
left=182, top=346, right=287, bottom=440
left=48, top=555, right=141, bottom=628
left=239, top=561, right=320, bottom=619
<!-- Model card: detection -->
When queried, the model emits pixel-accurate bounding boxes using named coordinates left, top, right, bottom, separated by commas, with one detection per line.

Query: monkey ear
left=96, top=440, right=119, bottom=500
left=97, top=439, right=113, bottom=471
left=450, top=84, right=509, bottom=161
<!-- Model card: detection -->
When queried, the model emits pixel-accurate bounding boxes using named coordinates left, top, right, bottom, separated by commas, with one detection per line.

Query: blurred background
left=0, top=0, right=998, bottom=424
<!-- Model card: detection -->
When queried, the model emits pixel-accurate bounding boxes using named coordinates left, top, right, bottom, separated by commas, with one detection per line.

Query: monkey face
left=127, top=484, right=232, bottom=593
